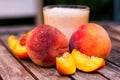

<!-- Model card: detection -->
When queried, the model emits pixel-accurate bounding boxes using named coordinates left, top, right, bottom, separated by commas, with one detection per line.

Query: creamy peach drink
left=43, top=5, right=89, bottom=40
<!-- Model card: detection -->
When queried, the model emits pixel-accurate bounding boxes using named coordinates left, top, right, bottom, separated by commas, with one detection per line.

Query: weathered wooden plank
left=104, top=26, right=120, bottom=66
left=107, top=49, right=120, bottom=66
left=96, top=25, right=120, bottom=80
left=0, top=43, right=35, bottom=80
left=105, top=25, right=120, bottom=49
left=111, top=39, right=120, bottom=50
left=71, top=71, right=107, bottom=80
left=21, top=60, right=71, bottom=80
left=106, top=61, right=120, bottom=73
left=98, top=65, right=120, bottom=80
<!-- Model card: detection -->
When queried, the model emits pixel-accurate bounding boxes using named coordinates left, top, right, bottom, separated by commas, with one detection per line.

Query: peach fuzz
left=69, top=23, right=112, bottom=58
left=26, top=24, right=69, bottom=67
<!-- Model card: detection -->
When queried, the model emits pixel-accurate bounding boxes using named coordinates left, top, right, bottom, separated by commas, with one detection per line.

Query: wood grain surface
left=0, top=23, right=120, bottom=80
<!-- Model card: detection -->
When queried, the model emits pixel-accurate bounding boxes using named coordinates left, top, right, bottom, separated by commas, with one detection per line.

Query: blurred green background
left=44, top=0, right=113, bottom=21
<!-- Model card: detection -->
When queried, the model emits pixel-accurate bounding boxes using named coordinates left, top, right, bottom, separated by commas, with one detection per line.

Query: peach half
left=71, top=49, right=105, bottom=72
left=70, top=23, right=112, bottom=58
left=56, top=52, right=76, bottom=75
left=8, top=35, right=29, bottom=59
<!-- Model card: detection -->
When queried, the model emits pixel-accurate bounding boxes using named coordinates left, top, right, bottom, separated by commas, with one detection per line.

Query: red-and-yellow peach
left=69, top=23, right=112, bottom=58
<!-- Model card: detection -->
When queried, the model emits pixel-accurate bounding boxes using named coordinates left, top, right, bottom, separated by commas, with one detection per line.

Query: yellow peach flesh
left=8, top=35, right=28, bottom=59
left=71, top=49, right=105, bottom=72
left=56, top=52, right=76, bottom=75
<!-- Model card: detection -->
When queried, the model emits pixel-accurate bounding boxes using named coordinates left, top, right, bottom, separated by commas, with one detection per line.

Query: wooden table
left=0, top=22, right=120, bottom=80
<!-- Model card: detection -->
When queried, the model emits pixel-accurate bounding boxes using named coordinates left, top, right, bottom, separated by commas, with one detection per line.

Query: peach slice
left=8, top=35, right=29, bottom=59
left=56, top=52, right=76, bottom=75
left=20, top=30, right=32, bottom=46
left=71, top=49, right=105, bottom=72
left=8, top=35, right=18, bottom=50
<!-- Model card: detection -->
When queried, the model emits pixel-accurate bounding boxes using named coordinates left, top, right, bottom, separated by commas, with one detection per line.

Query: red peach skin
left=70, top=23, right=112, bottom=58
left=26, top=24, right=69, bottom=67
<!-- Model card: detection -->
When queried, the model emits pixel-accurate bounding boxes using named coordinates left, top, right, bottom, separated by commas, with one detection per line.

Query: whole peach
left=69, top=23, right=111, bottom=58
left=26, top=25, right=69, bottom=67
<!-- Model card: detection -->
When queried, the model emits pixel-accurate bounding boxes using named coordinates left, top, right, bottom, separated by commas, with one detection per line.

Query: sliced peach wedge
left=8, top=35, right=29, bottom=59
left=71, top=49, right=105, bottom=72
left=19, top=30, right=32, bottom=46
left=56, top=52, right=76, bottom=75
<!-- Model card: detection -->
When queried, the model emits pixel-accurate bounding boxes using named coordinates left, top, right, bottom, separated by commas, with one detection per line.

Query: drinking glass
left=43, top=5, right=90, bottom=40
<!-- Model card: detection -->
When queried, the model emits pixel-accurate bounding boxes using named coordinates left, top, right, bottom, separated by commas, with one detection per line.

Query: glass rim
left=43, top=5, right=90, bottom=11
